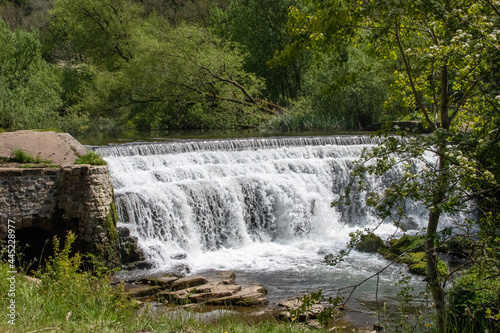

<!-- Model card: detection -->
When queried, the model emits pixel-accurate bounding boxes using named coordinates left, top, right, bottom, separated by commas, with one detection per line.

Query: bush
left=74, top=151, right=106, bottom=165
left=448, top=268, right=500, bottom=332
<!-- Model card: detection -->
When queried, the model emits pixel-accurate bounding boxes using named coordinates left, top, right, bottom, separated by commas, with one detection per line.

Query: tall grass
left=262, top=112, right=358, bottom=132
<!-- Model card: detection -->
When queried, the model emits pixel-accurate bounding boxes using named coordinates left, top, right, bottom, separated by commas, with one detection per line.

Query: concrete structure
left=0, top=131, right=119, bottom=266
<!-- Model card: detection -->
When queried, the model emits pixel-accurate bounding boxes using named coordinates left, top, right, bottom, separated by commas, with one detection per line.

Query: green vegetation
left=355, top=233, right=385, bottom=253
left=0, top=149, right=57, bottom=167
left=74, top=151, right=107, bottom=166
left=448, top=268, right=500, bottom=332
left=280, top=1, right=500, bottom=331
left=2, top=0, right=500, bottom=332
left=10, top=149, right=51, bottom=164
left=0, top=0, right=393, bottom=133
left=0, top=233, right=331, bottom=333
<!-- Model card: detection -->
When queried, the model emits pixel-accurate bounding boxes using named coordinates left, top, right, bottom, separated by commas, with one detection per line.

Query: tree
left=0, top=19, right=63, bottom=130
left=211, top=0, right=308, bottom=104
left=138, top=0, right=231, bottom=27
left=277, top=1, right=500, bottom=331
left=112, top=23, right=277, bottom=129
left=50, top=0, right=143, bottom=70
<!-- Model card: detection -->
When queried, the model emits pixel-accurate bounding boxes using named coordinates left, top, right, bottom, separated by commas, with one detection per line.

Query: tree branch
left=394, top=17, right=436, bottom=131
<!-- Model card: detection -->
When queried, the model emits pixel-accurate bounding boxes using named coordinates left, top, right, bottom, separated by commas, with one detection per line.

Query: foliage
left=47, top=0, right=275, bottom=129
left=448, top=267, right=500, bottom=332
left=261, top=110, right=351, bottom=131
left=74, top=151, right=107, bottom=165
left=87, top=23, right=272, bottom=129
left=10, top=149, right=51, bottom=164
left=211, top=0, right=307, bottom=104
left=0, top=19, right=63, bottom=131
left=139, top=0, right=231, bottom=27
left=277, top=1, right=500, bottom=332
left=50, top=0, right=143, bottom=71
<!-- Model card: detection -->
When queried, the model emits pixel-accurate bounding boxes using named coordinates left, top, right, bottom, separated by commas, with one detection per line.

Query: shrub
left=448, top=268, right=500, bottom=332
left=74, top=151, right=106, bottom=165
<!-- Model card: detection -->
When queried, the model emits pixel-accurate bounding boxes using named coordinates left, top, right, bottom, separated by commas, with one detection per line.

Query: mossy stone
left=356, top=234, right=386, bottom=253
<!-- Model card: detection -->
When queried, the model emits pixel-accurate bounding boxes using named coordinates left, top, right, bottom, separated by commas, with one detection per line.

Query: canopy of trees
left=0, top=0, right=395, bottom=132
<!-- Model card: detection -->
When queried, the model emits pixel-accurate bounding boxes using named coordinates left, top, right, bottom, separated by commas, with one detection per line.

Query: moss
left=105, top=201, right=119, bottom=243
left=379, top=235, right=448, bottom=277
left=389, top=234, right=425, bottom=254
left=93, top=201, right=120, bottom=269
left=18, top=163, right=62, bottom=168
left=356, top=233, right=386, bottom=253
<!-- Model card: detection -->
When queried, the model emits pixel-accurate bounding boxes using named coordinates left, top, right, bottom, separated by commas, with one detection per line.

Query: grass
left=0, top=261, right=333, bottom=333
left=0, top=233, right=334, bottom=333
left=10, top=149, right=52, bottom=164
left=261, top=112, right=357, bottom=132
left=1, top=232, right=495, bottom=333
left=74, top=151, right=107, bottom=165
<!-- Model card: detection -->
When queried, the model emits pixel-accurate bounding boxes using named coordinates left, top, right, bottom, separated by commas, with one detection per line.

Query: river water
left=92, top=134, right=433, bottom=326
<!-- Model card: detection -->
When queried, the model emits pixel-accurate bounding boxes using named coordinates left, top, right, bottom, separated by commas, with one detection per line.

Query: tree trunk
left=426, top=153, right=447, bottom=332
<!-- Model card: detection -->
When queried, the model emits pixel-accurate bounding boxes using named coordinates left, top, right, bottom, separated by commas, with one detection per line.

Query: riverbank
left=0, top=258, right=374, bottom=333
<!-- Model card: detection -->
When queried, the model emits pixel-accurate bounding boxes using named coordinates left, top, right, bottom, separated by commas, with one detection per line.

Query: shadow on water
left=74, top=127, right=367, bottom=147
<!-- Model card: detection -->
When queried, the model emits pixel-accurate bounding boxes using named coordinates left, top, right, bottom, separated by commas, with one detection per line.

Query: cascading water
left=96, top=135, right=430, bottom=305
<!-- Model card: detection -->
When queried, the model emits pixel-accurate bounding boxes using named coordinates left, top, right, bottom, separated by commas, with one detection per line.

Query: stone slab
left=0, top=130, right=88, bottom=165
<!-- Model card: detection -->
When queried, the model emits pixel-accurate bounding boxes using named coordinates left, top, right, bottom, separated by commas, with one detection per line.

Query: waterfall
left=97, top=135, right=429, bottom=274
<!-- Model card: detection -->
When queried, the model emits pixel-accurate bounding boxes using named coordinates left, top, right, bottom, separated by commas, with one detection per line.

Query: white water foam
left=99, top=136, right=428, bottom=276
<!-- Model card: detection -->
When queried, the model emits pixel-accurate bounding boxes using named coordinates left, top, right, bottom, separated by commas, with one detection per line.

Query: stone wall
left=0, top=165, right=119, bottom=266
left=0, top=168, right=59, bottom=233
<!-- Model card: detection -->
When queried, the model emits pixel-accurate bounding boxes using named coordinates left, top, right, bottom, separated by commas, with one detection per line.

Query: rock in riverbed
left=277, top=298, right=324, bottom=322
left=120, top=271, right=269, bottom=307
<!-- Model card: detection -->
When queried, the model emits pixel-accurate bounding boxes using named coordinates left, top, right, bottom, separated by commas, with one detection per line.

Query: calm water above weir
left=93, top=133, right=433, bottom=325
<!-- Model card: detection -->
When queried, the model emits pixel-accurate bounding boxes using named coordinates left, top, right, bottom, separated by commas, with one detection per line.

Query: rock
left=168, top=263, right=192, bottom=276
left=210, top=271, right=236, bottom=284
left=117, top=226, right=131, bottom=238
left=188, top=283, right=242, bottom=303
left=207, top=284, right=268, bottom=306
left=117, top=227, right=146, bottom=264
left=306, top=319, right=324, bottom=329
left=123, top=285, right=161, bottom=298
left=171, top=275, right=208, bottom=291
left=278, top=298, right=324, bottom=322
left=121, top=260, right=154, bottom=271
left=356, top=234, right=386, bottom=253
left=139, top=276, right=179, bottom=289
left=158, top=288, right=191, bottom=304
left=400, top=217, right=419, bottom=230
left=158, top=278, right=242, bottom=304
left=171, top=253, right=187, bottom=260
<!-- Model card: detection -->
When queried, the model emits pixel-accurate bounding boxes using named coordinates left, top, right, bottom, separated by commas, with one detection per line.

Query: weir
left=97, top=135, right=429, bottom=277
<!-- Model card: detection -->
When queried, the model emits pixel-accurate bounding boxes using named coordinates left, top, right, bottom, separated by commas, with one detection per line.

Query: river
left=88, top=132, right=433, bottom=327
